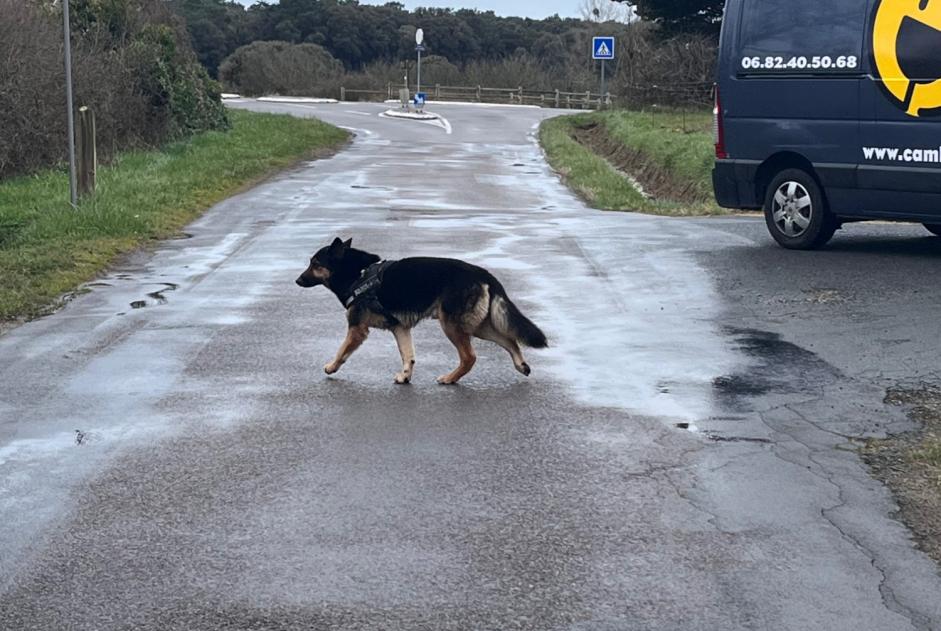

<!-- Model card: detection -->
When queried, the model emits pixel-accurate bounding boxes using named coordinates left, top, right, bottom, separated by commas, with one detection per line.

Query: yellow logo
left=872, top=0, right=941, bottom=116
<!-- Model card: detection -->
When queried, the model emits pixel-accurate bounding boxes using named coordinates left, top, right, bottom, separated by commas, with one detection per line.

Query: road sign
left=414, top=92, right=427, bottom=108
left=593, top=37, right=615, bottom=60
left=416, top=28, right=424, bottom=45
left=415, top=44, right=426, bottom=52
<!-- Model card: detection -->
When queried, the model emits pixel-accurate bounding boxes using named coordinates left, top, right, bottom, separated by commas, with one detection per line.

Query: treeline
left=171, top=0, right=600, bottom=77
left=172, top=0, right=717, bottom=106
left=0, top=0, right=227, bottom=179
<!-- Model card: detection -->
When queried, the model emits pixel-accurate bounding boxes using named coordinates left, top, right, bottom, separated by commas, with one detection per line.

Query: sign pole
left=592, top=37, right=615, bottom=110
left=63, top=0, right=78, bottom=207
left=415, top=28, right=425, bottom=99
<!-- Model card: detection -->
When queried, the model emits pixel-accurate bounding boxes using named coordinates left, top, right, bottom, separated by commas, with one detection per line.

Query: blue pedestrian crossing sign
left=592, top=37, right=615, bottom=60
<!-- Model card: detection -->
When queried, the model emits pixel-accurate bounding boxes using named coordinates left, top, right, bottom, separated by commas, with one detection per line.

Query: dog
left=296, top=238, right=548, bottom=385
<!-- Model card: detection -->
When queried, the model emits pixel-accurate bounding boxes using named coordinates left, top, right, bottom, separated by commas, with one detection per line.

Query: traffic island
left=382, top=109, right=441, bottom=121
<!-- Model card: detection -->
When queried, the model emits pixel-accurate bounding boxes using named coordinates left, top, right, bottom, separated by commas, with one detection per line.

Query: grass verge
left=539, top=109, right=723, bottom=216
left=863, top=387, right=941, bottom=564
left=0, top=109, right=348, bottom=323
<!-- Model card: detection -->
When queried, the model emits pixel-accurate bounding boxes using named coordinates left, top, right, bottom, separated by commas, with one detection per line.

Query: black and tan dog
left=296, top=238, right=548, bottom=385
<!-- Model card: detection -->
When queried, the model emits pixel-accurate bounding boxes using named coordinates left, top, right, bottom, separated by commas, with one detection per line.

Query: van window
left=738, top=1, right=869, bottom=75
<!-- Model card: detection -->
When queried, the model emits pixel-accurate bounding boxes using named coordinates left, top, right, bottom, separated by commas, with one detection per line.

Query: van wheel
left=764, top=169, right=837, bottom=250
left=924, top=224, right=941, bottom=237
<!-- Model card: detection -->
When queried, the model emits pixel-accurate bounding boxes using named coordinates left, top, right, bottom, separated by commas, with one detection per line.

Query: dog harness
left=343, top=260, right=395, bottom=310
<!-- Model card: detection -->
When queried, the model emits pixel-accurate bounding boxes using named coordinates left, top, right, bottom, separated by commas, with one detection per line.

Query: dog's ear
left=329, top=237, right=348, bottom=257
left=343, top=238, right=353, bottom=248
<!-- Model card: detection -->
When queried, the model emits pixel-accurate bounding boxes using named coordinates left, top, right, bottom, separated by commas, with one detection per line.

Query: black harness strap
left=343, top=260, right=395, bottom=310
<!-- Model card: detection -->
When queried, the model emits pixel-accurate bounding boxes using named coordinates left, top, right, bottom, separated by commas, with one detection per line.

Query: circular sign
left=872, top=0, right=941, bottom=117
left=416, top=28, right=424, bottom=46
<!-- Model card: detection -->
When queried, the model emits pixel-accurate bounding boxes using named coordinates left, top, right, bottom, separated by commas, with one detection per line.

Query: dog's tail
left=491, top=292, right=548, bottom=349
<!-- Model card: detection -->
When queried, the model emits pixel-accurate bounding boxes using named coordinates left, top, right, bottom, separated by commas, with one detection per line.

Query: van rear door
left=859, top=0, right=941, bottom=220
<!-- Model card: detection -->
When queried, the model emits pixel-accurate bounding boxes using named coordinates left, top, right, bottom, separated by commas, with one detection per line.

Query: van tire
left=764, top=169, right=837, bottom=250
left=924, top=224, right=941, bottom=237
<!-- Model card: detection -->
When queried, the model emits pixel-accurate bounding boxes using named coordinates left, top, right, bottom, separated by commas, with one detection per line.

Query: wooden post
left=518, top=86, right=523, bottom=104
left=77, top=106, right=96, bottom=198
left=340, top=86, right=346, bottom=101
left=586, top=90, right=591, bottom=109
left=477, top=85, right=482, bottom=102
left=555, top=89, right=560, bottom=108
left=435, top=84, right=440, bottom=99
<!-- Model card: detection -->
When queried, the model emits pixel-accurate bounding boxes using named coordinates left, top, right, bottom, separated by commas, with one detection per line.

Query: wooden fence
left=340, top=82, right=714, bottom=110
left=340, top=84, right=616, bottom=110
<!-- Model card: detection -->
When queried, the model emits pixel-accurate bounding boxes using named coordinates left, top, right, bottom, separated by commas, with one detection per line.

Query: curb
left=257, top=96, right=339, bottom=104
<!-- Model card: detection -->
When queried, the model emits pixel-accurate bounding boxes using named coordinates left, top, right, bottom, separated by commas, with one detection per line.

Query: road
left=1, top=101, right=940, bottom=630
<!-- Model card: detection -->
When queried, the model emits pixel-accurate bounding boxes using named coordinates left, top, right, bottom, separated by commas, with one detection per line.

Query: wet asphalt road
left=1, top=101, right=941, bottom=630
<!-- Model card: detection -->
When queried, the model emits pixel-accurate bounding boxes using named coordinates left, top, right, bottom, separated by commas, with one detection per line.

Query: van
left=712, top=0, right=941, bottom=249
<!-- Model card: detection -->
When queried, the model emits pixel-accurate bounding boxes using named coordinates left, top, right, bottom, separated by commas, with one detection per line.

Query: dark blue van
left=712, top=0, right=941, bottom=249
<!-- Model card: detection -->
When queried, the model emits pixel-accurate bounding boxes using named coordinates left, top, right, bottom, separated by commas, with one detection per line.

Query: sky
left=233, top=0, right=584, bottom=20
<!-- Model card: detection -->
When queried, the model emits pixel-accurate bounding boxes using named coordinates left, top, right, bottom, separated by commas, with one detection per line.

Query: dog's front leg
left=325, top=324, right=369, bottom=375
left=392, top=327, right=416, bottom=384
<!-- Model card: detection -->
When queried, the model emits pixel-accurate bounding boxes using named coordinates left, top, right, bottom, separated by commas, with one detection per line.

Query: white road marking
left=377, top=112, right=452, bottom=135
left=344, top=111, right=374, bottom=117
left=338, top=125, right=374, bottom=136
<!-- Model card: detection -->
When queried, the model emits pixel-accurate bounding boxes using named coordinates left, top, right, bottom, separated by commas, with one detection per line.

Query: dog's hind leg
left=392, top=327, right=416, bottom=385
left=325, top=324, right=369, bottom=375
left=437, top=322, right=476, bottom=385
left=475, top=323, right=531, bottom=377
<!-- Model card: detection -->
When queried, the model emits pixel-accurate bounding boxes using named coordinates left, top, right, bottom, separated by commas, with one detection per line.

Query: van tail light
left=714, top=85, right=728, bottom=159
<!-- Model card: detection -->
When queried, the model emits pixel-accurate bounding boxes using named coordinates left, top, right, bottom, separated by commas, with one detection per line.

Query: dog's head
left=296, top=237, right=352, bottom=288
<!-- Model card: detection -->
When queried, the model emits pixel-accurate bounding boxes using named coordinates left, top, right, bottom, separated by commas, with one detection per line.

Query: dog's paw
left=516, top=362, right=532, bottom=377
left=394, top=373, right=411, bottom=385
left=436, top=375, right=459, bottom=386
left=324, top=363, right=340, bottom=375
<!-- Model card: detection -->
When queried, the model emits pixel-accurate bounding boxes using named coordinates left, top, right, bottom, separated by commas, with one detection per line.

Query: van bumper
left=712, top=160, right=760, bottom=210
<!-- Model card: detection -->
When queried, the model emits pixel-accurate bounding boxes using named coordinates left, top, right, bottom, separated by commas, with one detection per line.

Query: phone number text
left=741, top=55, right=859, bottom=71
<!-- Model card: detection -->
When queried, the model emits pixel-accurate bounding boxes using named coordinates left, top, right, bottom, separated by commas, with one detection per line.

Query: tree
left=579, top=0, right=635, bottom=24
left=532, top=33, right=567, bottom=69
left=626, top=0, right=723, bottom=36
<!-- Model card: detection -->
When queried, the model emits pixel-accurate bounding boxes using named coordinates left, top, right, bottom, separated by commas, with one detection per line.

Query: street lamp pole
left=62, top=0, right=78, bottom=207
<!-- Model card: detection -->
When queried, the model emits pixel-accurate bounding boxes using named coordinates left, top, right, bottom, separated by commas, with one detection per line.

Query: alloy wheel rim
left=772, top=181, right=813, bottom=237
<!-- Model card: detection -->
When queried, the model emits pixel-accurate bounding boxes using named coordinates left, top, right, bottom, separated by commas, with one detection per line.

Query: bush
left=219, top=41, right=344, bottom=98
left=129, top=23, right=229, bottom=136
left=0, top=0, right=227, bottom=179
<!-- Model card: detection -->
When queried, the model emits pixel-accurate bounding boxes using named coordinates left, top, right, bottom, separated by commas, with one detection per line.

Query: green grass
left=0, top=109, right=349, bottom=321
left=539, top=109, right=722, bottom=216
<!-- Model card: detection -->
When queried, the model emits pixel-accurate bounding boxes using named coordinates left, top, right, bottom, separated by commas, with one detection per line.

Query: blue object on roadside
left=414, top=92, right=427, bottom=107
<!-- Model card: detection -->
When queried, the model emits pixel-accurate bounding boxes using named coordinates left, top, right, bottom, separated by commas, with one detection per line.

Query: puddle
left=129, top=283, right=179, bottom=309
left=713, top=328, right=841, bottom=411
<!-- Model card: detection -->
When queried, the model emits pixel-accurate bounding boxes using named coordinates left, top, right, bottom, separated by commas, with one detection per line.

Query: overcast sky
left=232, top=0, right=583, bottom=19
